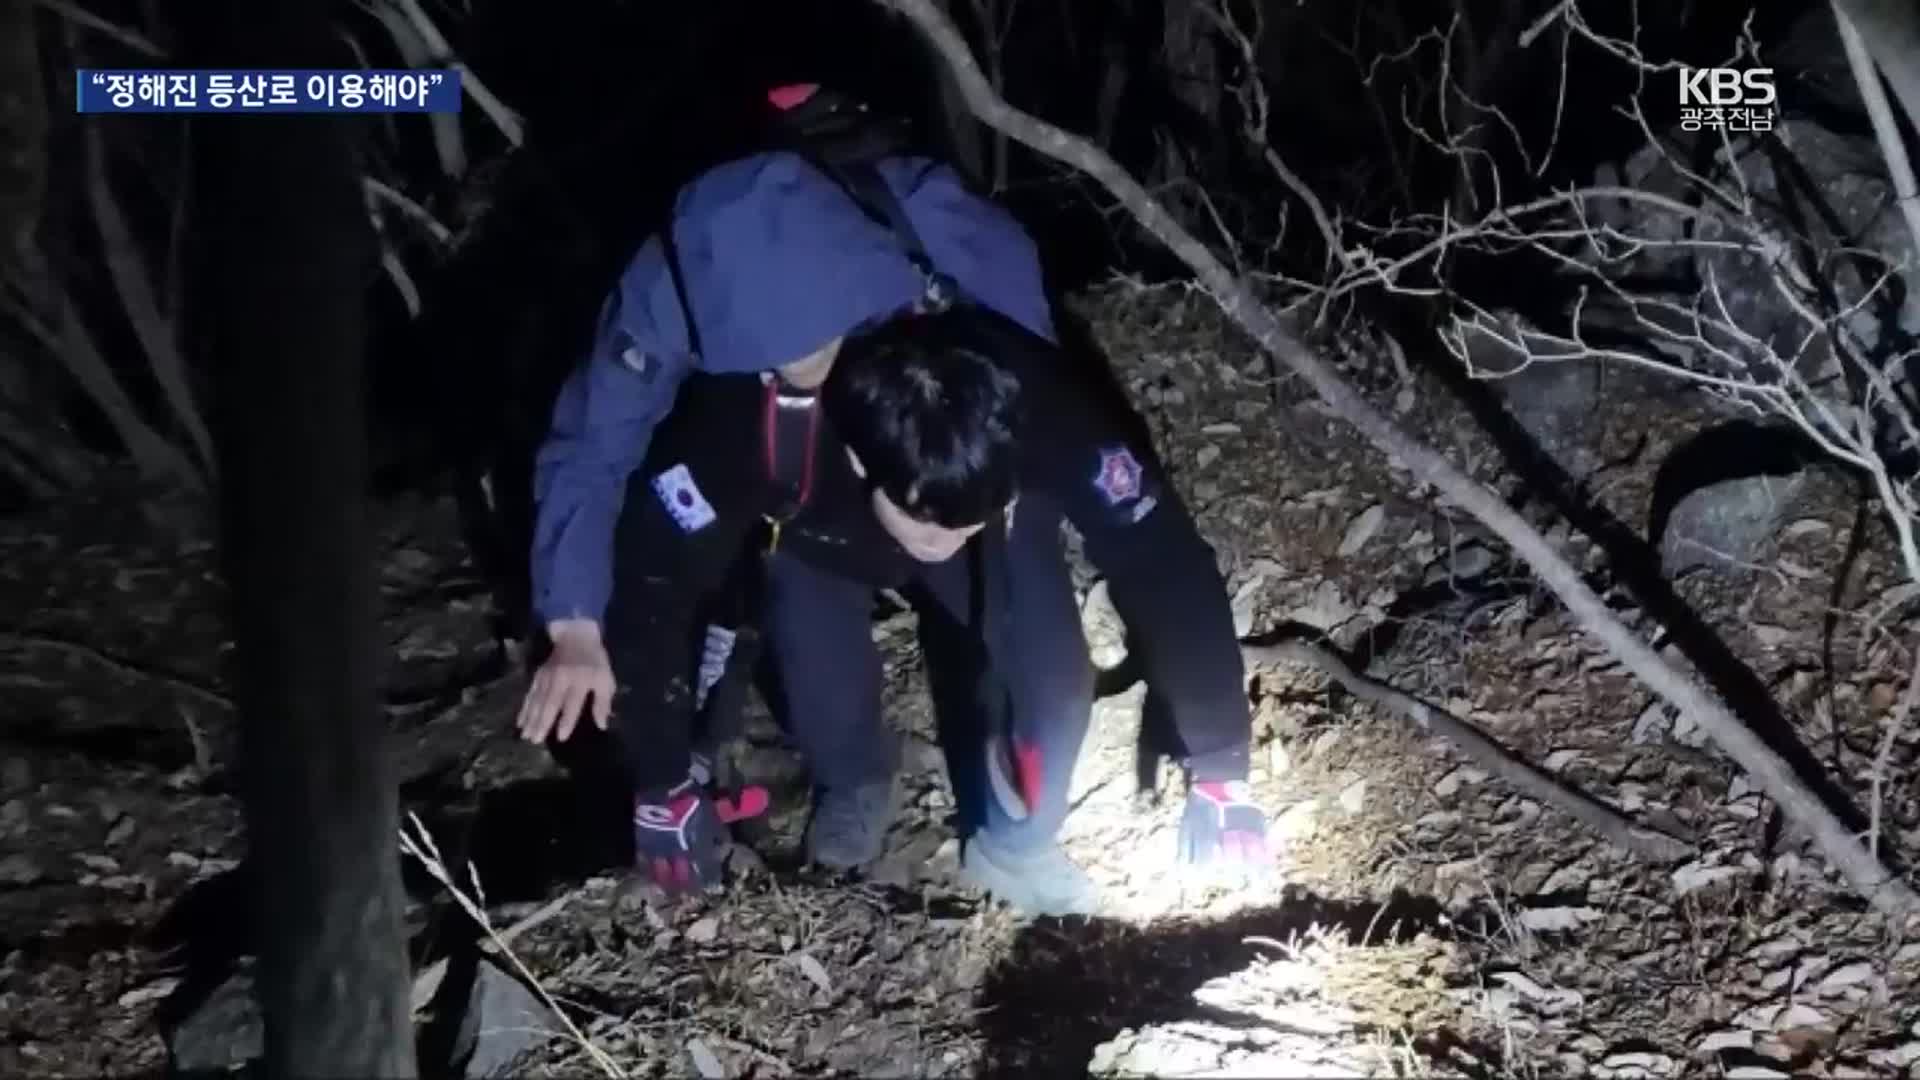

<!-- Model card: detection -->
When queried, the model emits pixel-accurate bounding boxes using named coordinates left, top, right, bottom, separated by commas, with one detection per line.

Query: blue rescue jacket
left=530, top=150, right=1057, bottom=625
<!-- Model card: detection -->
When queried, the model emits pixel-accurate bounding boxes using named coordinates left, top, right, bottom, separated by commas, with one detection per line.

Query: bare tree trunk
left=0, top=0, right=44, bottom=271
left=193, top=0, right=417, bottom=1073
left=1833, top=0, right=1920, bottom=260
left=925, top=2, right=988, bottom=186
left=1161, top=0, right=1218, bottom=128
left=1093, top=0, right=1132, bottom=155
left=1830, top=0, right=1920, bottom=129
left=954, top=0, right=1018, bottom=192
left=1156, top=0, right=1221, bottom=188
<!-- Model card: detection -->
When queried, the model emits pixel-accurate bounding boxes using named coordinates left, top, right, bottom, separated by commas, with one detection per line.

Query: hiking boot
left=958, top=834, right=1100, bottom=916
left=806, top=779, right=896, bottom=869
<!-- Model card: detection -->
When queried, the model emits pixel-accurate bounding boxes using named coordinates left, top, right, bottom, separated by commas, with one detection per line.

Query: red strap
left=761, top=381, right=820, bottom=511
left=767, top=83, right=819, bottom=111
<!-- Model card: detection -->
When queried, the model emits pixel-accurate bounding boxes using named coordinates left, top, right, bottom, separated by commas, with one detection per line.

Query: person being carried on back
left=514, top=84, right=1272, bottom=913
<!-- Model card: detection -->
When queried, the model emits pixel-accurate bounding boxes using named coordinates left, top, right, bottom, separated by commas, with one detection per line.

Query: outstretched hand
left=516, top=619, right=616, bottom=744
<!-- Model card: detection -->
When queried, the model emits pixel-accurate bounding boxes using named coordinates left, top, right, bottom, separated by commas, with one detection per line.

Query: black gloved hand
left=633, top=768, right=767, bottom=895
left=1177, top=780, right=1271, bottom=868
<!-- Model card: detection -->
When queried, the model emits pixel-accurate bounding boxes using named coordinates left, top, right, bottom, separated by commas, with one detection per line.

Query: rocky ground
left=3, top=281, right=1920, bottom=1077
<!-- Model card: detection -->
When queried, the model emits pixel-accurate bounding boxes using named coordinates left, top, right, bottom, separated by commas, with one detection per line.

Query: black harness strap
left=804, top=153, right=956, bottom=313
left=661, top=218, right=704, bottom=362
left=769, top=87, right=959, bottom=312
left=690, top=375, right=823, bottom=786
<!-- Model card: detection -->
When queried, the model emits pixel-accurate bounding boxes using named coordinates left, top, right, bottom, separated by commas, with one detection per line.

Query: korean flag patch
left=652, top=464, right=717, bottom=533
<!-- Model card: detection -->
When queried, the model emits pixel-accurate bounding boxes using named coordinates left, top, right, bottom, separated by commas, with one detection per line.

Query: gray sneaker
left=806, top=780, right=896, bottom=869
left=958, top=834, right=1100, bottom=916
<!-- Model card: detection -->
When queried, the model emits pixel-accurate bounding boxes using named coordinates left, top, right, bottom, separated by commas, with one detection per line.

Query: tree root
left=1243, top=636, right=1695, bottom=861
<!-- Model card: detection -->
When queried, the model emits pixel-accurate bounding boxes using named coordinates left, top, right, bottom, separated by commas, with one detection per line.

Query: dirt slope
left=2, top=283, right=1918, bottom=1077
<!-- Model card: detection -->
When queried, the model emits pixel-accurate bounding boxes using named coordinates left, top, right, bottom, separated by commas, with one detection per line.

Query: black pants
left=764, top=494, right=1094, bottom=854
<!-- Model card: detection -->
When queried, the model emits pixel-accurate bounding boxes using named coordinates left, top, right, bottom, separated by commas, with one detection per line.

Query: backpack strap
left=766, top=84, right=958, bottom=313
left=806, top=153, right=957, bottom=313
left=661, top=218, right=705, bottom=362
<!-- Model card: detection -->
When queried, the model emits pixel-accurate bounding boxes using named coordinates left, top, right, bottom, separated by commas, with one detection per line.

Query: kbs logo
left=1678, top=67, right=1776, bottom=133
left=1679, top=67, right=1776, bottom=106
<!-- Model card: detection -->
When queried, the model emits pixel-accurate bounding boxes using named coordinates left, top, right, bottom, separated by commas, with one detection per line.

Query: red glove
left=632, top=768, right=768, bottom=895
left=1178, top=780, right=1270, bottom=867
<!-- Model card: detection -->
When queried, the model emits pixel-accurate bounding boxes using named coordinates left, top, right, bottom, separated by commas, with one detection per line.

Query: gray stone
left=0, top=854, right=43, bottom=887
left=1459, top=316, right=1608, bottom=480
left=454, top=956, right=557, bottom=1078
left=167, top=972, right=262, bottom=1074
left=1648, top=418, right=1820, bottom=576
left=1425, top=541, right=1497, bottom=586
left=1658, top=471, right=1809, bottom=575
left=0, top=757, right=32, bottom=797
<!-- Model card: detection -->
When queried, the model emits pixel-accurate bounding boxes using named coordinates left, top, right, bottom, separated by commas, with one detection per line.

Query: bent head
left=823, top=308, right=1024, bottom=562
left=845, top=447, right=1012, bottom=561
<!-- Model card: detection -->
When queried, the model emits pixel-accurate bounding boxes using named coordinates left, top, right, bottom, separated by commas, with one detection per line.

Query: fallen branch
left=380, top=0, right=524, bottom=148
left=28, top=0, right=164, bottom=57
left=82, top=117, right=217, bottom=479
left=1869, top=643, right=1920, bottom=860
left=363, top=176, right=454, bottom=246
left=355, top=3, right=467, bottom=178
left=1099, top=632, right=1692, bottom=861
left=0, top=630, right=233, bottom=712
left=0, top=280, right=200, bottom=486
left=1243, top=637, right=1695, bottom=861
left=0, top=396, right=96, bottom=494
left=876, top=0, right=1920, bottom=918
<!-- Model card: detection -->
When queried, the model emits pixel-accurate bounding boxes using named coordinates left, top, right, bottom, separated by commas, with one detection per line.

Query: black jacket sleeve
left=1022, top=368, right=1252, bottom=781
left=599, top=376, right=771, bottom=791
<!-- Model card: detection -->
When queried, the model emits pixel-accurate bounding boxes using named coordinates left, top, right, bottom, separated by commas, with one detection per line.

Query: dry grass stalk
left=398, top=813, right=625, bottom=1078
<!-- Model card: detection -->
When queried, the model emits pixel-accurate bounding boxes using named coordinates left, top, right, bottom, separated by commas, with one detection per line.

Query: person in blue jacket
left=515, top=86, right=1271, bottom=912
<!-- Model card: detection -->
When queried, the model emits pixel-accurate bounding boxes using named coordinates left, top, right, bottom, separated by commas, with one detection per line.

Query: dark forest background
left=0, top=0, right=1831, bottom=523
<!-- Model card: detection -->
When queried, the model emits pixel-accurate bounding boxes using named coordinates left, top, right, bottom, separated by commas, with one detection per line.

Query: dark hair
left=822, top=307, right=1025, bottom=529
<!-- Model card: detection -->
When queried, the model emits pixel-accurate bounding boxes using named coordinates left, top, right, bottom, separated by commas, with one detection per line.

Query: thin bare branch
left=1517, top=0, right=1573, bottom=48
left=28, top=0, right=163, bottom=58
left=0, top=280, right=199, bottom=486
left=1870, top=643, right=1920, bottom=859
left=378, top=0, right=524, bottom=147
left=357, top=1, right=468, bottom=178
left=875, top=0, right=1920, bottom=918
left=83, top=119, right=217, bottom=479
left=364, top=176, right=453, bottom=245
